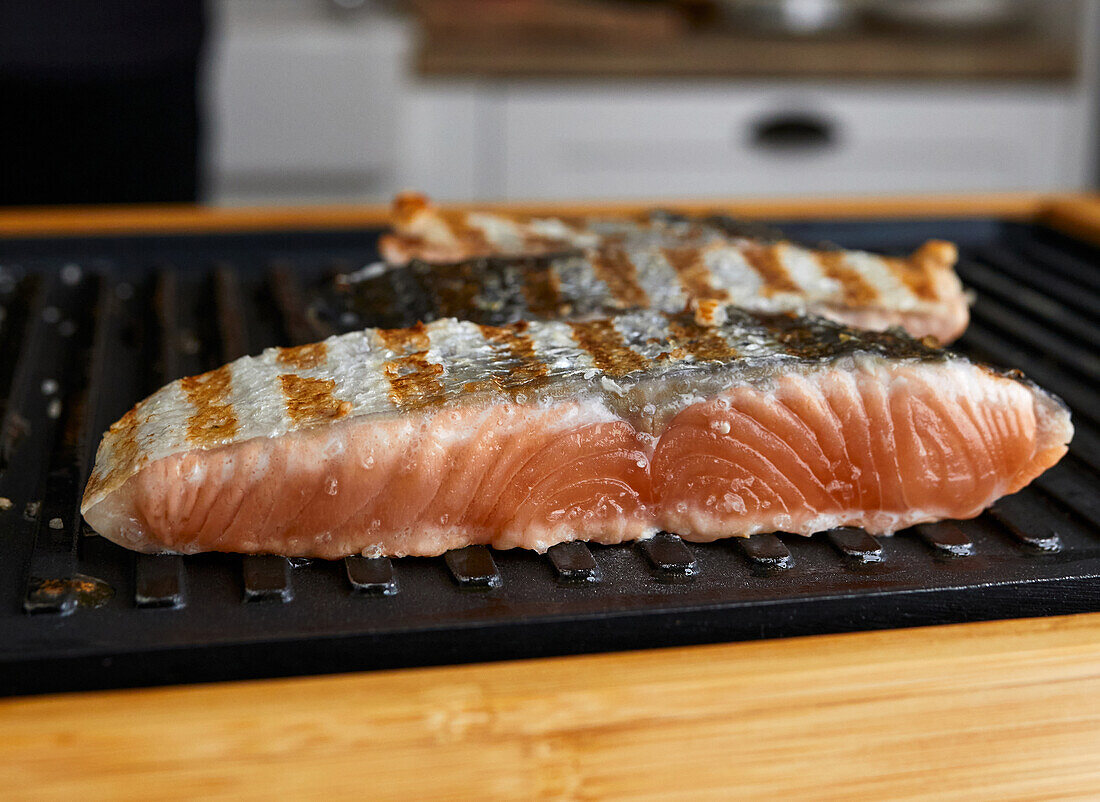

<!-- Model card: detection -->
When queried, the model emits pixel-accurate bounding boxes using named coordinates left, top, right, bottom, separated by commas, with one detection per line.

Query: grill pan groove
left=0, top=217, right=1096, bottom=696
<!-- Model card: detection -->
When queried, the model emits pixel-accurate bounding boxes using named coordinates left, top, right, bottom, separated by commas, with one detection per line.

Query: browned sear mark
left=462, top=379, right=495, bottom=394
left=521, top=234, right=577, bottom=254
left=428, top=262, right=481, bottom=319
left=478, top=322, right=550, bottom=397
left=85, top=406, right=142, bottom=499
left=692, top=298, right=726, bottom=327
left=519, top=260, right=564, bottom=317
left=182, top=365, right=239, bottom=447
left=277, top=342, right=328, bottom=370
left=663, top=247, right=729, bottom=302
left=378, top=322, right=431, bottom=355
left=378, top=323, right=445, bottom=409
left=887, top=258, right=938, bottom=301
left=665, top=313, right=738, bottom=362
left=888, top=242, right=955, bottom=302
left=742, top=244, right=799, bottom=296
left=392, top=190, right=432, bottom=226
left=569, top=319, right=649, bottom=378
left=279, top=374, right=351, bottom=425
left=446, top=213, right=492, bottom=257
left=814, top=252, right=879, bottom=306
left=383, top=354, right=445, bottom=410
left=551, top=215, right=591, bottom=231
left=590, top=247, right=650, bottom=309
left=107, top=406, right=139, bottom=438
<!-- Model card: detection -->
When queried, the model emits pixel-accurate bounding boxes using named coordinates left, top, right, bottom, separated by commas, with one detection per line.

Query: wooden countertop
left=2, top=194, right=1099, bottom=799
left=0, top=191, right=1086, bottom=239
left=416, top=29, right=1076, bottom=81
left=4, top=614, right=1100, bottom=799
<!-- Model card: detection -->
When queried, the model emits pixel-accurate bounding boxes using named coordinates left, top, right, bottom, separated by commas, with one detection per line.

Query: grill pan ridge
left=0, top=218, right=1097, bottom=696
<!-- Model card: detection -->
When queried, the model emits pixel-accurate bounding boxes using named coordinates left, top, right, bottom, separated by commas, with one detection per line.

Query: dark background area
left=0, top=0, right=1096, bottom=207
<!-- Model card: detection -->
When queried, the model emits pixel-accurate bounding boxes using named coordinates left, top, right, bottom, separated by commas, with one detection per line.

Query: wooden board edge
left=3, top=611, right=1100, bottom=798
left=0, top=193, right=1063, bottom=240
left=1039, top=196, right=1100, bottom=246
left=6, top=610, right=1097, bottom=706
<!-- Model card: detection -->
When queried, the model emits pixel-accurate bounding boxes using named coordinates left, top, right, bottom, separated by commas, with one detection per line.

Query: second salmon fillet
left=364, top=191, right=970, bottom=343
left=81, top=311, right=1071, bottom=558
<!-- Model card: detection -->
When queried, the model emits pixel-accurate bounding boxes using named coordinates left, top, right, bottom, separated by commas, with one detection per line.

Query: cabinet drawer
left=502, top=85, right=1081, bottom=199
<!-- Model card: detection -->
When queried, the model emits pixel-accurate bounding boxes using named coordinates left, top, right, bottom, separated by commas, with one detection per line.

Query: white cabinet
left=205, top=2, right=1094, bottom=205
left=398, top=80, right=1091, bottom=201
left=206, top=2, right=410, bottom=205
left=502, top=85, right=1086, bottom=199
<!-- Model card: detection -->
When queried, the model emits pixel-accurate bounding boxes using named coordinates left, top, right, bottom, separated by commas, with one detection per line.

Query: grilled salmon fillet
left=82, top=311, right=1070, bottom=558
left=368, top=192, right=969, bottom=344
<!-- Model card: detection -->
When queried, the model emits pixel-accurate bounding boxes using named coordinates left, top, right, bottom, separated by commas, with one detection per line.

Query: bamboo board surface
left=3, top=613, right=1100, bottom=800
left=2, top=196, right=1100, bottom=799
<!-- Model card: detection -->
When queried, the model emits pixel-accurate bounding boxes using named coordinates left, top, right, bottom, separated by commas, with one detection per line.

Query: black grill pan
left=0, top=217, right=1097, bottom=697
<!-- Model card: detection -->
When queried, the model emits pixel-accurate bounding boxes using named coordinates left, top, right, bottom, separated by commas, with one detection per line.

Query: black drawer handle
left=749, top=113, right=836, bottom=152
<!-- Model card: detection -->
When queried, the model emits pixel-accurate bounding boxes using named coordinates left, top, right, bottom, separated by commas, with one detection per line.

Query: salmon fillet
left=81, top=311, right=1070, bottom=558
left=364, top=192, right=969, bottom=344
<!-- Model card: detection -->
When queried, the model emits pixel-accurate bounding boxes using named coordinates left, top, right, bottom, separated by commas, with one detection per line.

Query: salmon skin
left=338, top=192, right=969, bottom=344
left=82, top=310, right=1071, bottom=559
left=380, top=191, right=780, bottom=265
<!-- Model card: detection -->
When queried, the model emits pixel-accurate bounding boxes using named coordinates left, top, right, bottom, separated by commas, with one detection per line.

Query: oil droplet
left=26, top=574, right=114, bottom=610
left=60, top=263, right=83, bottom=285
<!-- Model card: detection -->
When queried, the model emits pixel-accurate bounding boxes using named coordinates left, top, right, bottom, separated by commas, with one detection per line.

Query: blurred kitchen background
left=4, top=0, right=1099, bottom=205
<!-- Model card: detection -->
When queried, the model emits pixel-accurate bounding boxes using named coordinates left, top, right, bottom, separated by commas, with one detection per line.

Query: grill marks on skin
left=392, top=191, right=432, bottom=226
left=814, top=252, right=880, bottom=307
left=182, top=366, right=239, bottom=447
left=887, top=241, right=958, bottom=303
left=81, top=300, right=1068, bottom=558
left=378, top=324, right=430, bottom=355
left=888, top=258, right=939, bottom=302
left=665, top=313, right=738, bottom=362
left=277, top=342, right=328, bottom=370
left=445, top=213, right=492, bottom=257
left=279, top=375, right=351, bottom=426
left=378, top=324, right=445, bottom=410
left=663, top=247, right=729, bottom=303
left=568, top=320, right=650, bottom=377
left=742, top=244, right=800, bottom=296
left=428, top=262, right=482, bottom=319
left=521, top=234, right=579, bottom=254
left=84, top=407, right=141, bottom=501
left=519, top=260, right=565, bottom=317
left=477, top=322, right=550, bottom=398
left=590, top=248, right=651, bottom=309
